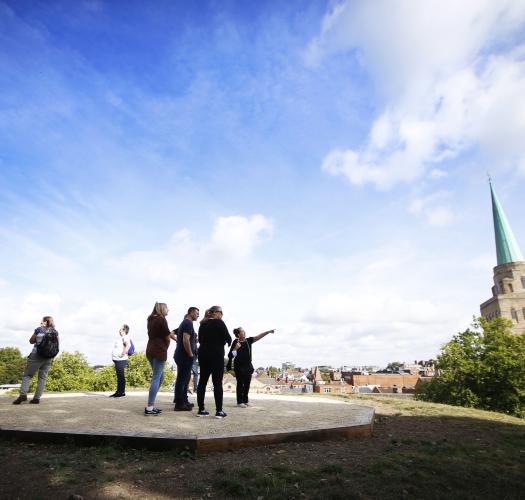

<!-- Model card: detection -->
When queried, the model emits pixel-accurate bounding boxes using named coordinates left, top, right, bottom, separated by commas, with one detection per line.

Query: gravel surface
left=0, top=391, right=373, bottom=437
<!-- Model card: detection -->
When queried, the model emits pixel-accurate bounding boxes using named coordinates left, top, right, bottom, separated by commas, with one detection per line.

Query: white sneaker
left=237, top=403, right=247, bottom=408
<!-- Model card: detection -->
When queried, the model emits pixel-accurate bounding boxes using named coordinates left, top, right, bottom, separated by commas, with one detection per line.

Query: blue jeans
left=191, top=357, right=199, bottom=391
left=113, top=359, right=128, bottom=395
left=147, top=357, right=165, bottom=406
left=174, top=353, right=193, bottom=407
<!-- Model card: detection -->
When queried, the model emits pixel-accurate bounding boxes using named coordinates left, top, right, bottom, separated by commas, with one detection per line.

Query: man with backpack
left=13, top=315, right=59, bottom=405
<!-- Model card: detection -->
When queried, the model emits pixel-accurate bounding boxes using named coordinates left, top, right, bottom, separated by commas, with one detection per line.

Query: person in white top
left=109, top=324, right=131, bottom=398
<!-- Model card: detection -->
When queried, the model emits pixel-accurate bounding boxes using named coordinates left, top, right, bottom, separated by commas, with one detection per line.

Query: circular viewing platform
left=0, top=392, right=374, bottom=454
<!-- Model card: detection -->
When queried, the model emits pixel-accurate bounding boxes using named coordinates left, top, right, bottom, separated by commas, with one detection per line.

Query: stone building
left=480, top=182, right=525, bottom=334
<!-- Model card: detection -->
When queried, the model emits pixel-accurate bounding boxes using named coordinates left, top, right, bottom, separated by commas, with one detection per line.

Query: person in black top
left=196, top=306, right=232, bottom=418
left=173, top=307, right=199, bottom=411
left=227, top=327, right=275, bottom=407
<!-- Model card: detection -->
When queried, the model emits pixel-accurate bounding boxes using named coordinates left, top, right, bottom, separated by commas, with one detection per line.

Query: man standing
left=174, top=307, right=199, bottom=411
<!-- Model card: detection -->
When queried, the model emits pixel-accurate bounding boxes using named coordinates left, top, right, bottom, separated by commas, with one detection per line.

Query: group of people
left=13, top=304, right=275, bottom=420
left=145, top=302, right=274, bottom=419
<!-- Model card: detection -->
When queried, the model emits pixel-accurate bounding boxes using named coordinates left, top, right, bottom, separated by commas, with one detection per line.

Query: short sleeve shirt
left=175, top=318, right=196, bottom=358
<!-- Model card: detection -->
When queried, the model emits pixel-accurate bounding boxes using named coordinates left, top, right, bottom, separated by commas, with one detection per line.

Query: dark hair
left=233, top=327, right=242, bottom=338
left=42, top=316, right=54, bottom=328
left=121, top=324, right=130, bottom=334
left=187, top=307, right=199, bottom=315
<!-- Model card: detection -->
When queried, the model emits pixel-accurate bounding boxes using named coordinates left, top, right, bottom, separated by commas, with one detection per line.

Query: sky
left=1, top=0, right=525, bottom=368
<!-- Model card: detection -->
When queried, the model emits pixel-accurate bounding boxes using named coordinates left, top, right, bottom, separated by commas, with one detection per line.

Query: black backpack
left=37, top=327, right=60, bottom=358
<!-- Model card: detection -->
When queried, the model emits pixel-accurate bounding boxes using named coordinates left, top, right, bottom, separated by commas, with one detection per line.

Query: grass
left=0, top=395, right=524, bottom=499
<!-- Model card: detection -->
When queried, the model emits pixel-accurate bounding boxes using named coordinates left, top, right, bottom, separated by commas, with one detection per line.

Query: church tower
left=480, top=181, right=525, bottom=334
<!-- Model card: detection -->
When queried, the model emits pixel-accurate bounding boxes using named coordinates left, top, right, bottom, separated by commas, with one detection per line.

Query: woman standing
left=13, top=316, right=59, bottom=405
left=227, top=327, right=275, bottom=407
left=196, top=306, right=232, bottom=418
left=145, top=302, right=172, bottom=415
left=109, top=324, right=131, bottom=398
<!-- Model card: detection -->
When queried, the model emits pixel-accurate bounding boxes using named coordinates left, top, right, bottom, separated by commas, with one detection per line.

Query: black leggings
left=197, top=355, right=224, bottom=412
left=235, top=369, right=252, bottom=404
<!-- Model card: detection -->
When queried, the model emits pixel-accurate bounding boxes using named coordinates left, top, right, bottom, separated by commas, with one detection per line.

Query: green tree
left=91, top=366, right=115, bottom=391
left=386, top=361, right=403, bottom=370
left=416, top=317, right=525, bottom=417
left=37, top=352, right=95, bottom=392
left=0, top=347, right=26, bottom=384
left=125, top=353, right=174, bottom=388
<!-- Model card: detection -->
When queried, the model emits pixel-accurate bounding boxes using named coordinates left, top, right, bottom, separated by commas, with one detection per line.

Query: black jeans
left=235, top=369, right=252, bottom=404
left=197, top=354, right=224, bottom=412
left=174, top=354, right=193, bottom=406
left=113, top=360, right=128, bottom=395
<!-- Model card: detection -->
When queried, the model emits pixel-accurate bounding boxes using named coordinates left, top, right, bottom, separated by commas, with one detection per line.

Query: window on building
left=499, top=281, right=504, bottom=293
left=509, top=283, right=514, bottom=293
left=324, top=387, right=331, bottom=393
left=511, top=308, right=518, bottom=322
left=521, top=277, right=525, bottom=288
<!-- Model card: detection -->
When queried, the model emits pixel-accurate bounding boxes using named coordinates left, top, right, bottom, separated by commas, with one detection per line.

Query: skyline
left=1, top=1, right=525, bottom=367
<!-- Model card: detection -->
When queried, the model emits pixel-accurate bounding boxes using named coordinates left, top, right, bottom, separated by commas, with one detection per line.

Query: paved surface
left=0, top=392, right=373, bottom=439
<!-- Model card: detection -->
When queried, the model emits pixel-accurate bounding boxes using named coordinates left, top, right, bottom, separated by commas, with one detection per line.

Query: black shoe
left=215, top=410, right=227, bottom=419
left=114, top=393, right=126, bottom=398
left=30, top=399, right=40, bottom=404
left=13, top=395, right=27, bottom=405
left=174, top=404, right=192, bottom=411
left=185, top=402, right=195, bottom=408
left=109, top=393, right=118, bottom=398
left=144, top=407, right=161, bottom=415
left=197, top=409, right=210, bottom=417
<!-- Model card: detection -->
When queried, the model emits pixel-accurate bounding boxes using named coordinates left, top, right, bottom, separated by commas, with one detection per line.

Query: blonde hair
left=42, top=316, right=54, bottom=328
left=150, top=302, right=168, bottom=317
left=200, top=308, right=213, bottom=324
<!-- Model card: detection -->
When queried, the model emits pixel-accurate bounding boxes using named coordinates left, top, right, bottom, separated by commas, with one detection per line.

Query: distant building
left=480, top=182, right=525, bottom=334
left=350, top=374, right=419, bottom=389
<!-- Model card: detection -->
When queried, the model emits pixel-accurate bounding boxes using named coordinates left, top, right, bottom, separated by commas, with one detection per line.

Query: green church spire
left=490, top=181, right=523, bottom=265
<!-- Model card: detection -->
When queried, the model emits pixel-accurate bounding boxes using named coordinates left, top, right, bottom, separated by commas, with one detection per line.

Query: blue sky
left=1, top=0, right=525, bottom=367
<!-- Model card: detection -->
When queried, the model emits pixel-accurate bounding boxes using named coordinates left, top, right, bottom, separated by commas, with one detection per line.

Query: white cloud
left=208, top=215, right=273, bottom=259
left=314, top=1, right=525, bottom=188
left=408, top=191, right=456, bottom=226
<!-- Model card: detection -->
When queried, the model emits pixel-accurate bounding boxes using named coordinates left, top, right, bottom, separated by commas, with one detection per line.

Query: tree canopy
left=0, top=348, right=176, bottom=392
left=416, top=317, right=525, bottom=418
left=0, top=347, right=26, bottom=384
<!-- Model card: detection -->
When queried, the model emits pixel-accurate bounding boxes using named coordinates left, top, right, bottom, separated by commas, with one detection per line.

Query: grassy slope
left=0, top=395, right=523, bottom=499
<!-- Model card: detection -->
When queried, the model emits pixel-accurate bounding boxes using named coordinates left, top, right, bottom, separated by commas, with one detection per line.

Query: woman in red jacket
left=145, top=302, right=173, bottom=415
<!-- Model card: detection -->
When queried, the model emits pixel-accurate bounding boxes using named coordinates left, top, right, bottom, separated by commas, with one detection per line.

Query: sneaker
left=12, top=395, right=27, bottom=405
left=152, top=407, right=162, bottom=414
left=174, top=404, right=192, bottom=411
left=197, top=409, right=210, bottom=417
left=237, top=403, right=247, bottom=408
left=215, top=410, right=227, bottom=419
left=109, top=393, right=118, bottom=398
left=29, top=399, right=40, bottom=404
left=144, top=407, right=160, bottom=415
left=115, top=393, right=126, bottom=398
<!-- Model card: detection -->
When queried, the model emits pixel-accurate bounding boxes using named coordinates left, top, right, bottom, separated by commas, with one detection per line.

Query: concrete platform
left=0, top=392, right=374, bottom=454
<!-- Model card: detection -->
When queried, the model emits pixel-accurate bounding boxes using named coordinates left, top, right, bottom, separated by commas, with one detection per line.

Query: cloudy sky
left=1, top=0, right=525, bottom=368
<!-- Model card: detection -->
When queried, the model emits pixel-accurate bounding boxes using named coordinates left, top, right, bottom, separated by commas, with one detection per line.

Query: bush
left=416, top=317, right=525, bottom=417
left=0, top=347, right=26, bottom=384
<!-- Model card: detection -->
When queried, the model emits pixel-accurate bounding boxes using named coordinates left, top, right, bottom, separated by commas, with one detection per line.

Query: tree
left=0, top=347, right=26, bottom=384
left=386, top=361, right=403, bottom=370
left=125, top=353, right=174, bottom=388
left=416, top=317, right=525, bottom=418
left=39, top=352, right=95, bottom=392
